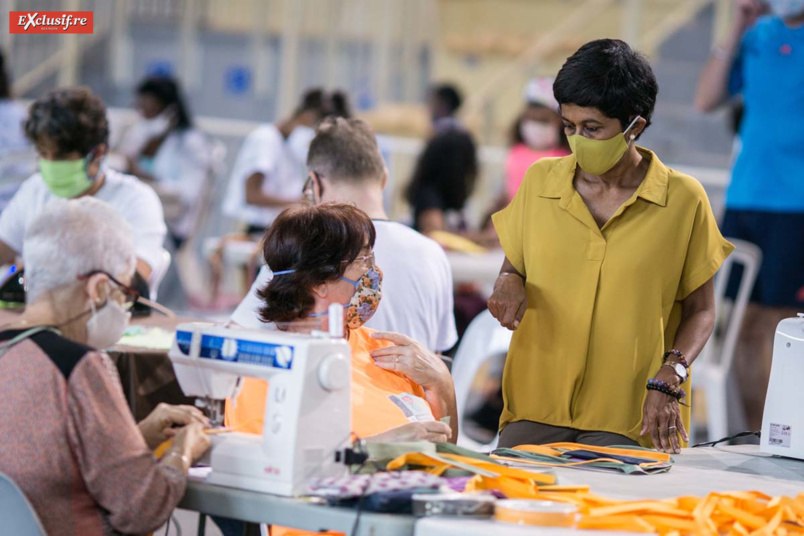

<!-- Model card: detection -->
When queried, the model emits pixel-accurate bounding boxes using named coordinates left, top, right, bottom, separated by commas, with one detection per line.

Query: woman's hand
left=365, top=421, right=452, bottom=444
left=369, top=331, right=458, bottom=443
left=640, top=375, right=689, bottom=454
left=488, top=272, right=527, bottom=330
left=170, top=422, right=212, bottom=463
left=138, top=403, right=209, bottom=450
left=369, top=332, right=451, bottom=390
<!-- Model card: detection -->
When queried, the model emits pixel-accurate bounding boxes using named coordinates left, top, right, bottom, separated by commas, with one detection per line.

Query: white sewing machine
left=168, top=306, right=352, bottom=496
left=760, top=313, right=804, bottom=460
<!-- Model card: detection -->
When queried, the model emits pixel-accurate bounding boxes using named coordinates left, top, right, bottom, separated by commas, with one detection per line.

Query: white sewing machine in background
left=761, top=313, right=804, bottom=461
left=168, top=305, right=352, bottom=496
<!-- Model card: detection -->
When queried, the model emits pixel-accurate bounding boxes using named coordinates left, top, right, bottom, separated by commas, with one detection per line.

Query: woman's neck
left=6, top=297, right=88, bottom=342
left=285, top=316, right=351, bottom=340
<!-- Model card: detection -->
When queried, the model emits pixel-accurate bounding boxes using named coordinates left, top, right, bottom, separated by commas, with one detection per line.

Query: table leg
left=197, top=513, right=206, bottom=536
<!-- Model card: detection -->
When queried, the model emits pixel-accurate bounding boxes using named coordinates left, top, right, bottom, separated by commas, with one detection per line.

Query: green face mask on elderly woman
left=38, top=153, right=100, bottom=198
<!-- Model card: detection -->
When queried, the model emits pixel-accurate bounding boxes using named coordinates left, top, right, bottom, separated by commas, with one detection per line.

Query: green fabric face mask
left=38, top=157, right=94, bottom=198
left=567, top=115, right=641, bottom=176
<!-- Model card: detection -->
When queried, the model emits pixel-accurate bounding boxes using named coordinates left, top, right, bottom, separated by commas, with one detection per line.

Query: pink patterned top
left=0, top=329, right=186, bottom=535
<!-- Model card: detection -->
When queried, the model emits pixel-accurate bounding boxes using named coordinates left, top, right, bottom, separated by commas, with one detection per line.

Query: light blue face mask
left=273, top=265, right=383, bottom=329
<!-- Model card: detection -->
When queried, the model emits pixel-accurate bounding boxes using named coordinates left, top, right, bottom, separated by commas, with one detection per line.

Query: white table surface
left=179, top=445, right=804, bottom=535
left=415, top=445, right=804, bottom=535
left=445, top=249, right=505, bottom=288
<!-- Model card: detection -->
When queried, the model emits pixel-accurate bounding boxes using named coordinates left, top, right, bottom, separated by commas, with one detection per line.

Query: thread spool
left=494, top=500, right=578, bottom=527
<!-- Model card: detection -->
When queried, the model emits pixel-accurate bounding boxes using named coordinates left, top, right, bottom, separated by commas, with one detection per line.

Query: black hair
left=553, top=39, right=658, bottom=134
left=0, top=51, right=11, bottom=100
left=433, top=84, right=463, bottom=115
left=405, top=127, right=478, bottom=227
left=294, top=88, right=328, bottom=119
left=136, top=76, right=192, bottom=130
left=24, top=87, right=109, bottom=157
left=329, top=90, right=352, bottom=119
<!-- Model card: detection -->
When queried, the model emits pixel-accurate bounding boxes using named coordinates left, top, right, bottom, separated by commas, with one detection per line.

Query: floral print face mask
left=340, top=265, right=383, bottom=329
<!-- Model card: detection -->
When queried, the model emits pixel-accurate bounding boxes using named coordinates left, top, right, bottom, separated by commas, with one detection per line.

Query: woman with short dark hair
left=226, top=203, right=457, bottom=444
left=488, top=39, right=733, bottom=453
left=0, top=86, right=167, bottom=286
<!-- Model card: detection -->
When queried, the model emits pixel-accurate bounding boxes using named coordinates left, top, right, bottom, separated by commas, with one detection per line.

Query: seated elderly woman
left=0, top=197, right=210, bottom=535
left=226, top=203, right=456, bottom=443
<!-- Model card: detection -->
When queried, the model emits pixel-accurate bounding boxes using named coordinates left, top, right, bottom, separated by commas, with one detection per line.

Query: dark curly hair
left=24, top=87, right=109, bottom=157
left=257, top=203, right=376, bottom=324
left=553, top=39, right=658, bottom=137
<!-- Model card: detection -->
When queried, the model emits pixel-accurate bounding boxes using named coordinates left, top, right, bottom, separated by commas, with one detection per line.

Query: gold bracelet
left=163, top=450, right=191, bottom=472
left=498, top=272, right=524, bottom=280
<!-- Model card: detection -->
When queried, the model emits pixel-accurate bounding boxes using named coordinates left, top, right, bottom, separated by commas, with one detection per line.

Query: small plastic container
left=412, top=493, right=496, bottom=518
left=494, top=499, right=579, bottom=527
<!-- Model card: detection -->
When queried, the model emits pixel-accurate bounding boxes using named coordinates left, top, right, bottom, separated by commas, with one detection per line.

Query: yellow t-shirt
left=491, top=148, right=733, bottom=447
left=225, top=326, right=433, bottom=439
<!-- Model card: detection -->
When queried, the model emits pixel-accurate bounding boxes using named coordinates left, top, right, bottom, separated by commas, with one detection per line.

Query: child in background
left=504, top=78, right=569, bottom=201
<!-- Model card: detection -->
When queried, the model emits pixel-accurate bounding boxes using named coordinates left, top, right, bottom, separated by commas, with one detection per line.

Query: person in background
left=226, top=204, right=456, bottom=443
left=0, top=87, right=167, bottom=293
left=0, top=50, right=35, bottom=210
left=694, top=0, right=804, bottom=430
left=489, top=39, right=732, bottom=453
left=222, top=89, right=348, bottom=235
left=0, top=197, right=210, bottom=535
left=231, top=117, right=458, bottom=353
left=504, top=78, right=570, bottom=201
left=119, top=76, right=210, bottom=249
left=406, top=83, right=479, bottom=236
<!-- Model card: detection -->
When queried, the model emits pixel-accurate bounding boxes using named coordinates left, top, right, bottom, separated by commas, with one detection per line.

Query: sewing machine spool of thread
left=328, top=303, right=343, bottom=337
left=494, top=500, right=578, bottom=527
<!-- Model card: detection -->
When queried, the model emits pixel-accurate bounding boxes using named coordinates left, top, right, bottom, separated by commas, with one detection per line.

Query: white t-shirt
left=222, top=124, right=311, bottom=228
left=230, top=220, right=458, bottom=352
left=0, top=100, right=36, bottom=204
left=0, top=169, right=167, bottom=274
left=118, top=124, right=211, bottom=239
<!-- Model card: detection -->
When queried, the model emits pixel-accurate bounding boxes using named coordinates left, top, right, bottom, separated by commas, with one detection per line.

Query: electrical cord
left=692, top=430, right=760, bottom=448
left=163, top=513, right=182, bottom=536
left=349, top=438, right=386, bottom=536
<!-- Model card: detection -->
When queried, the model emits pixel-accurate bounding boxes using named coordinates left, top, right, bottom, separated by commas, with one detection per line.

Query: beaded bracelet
left=663, top=349, right=689, bottom=369
left=647, top=378, right=688, bottom=405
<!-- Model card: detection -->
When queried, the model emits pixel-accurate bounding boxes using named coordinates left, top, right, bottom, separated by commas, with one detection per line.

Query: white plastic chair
left=0, top=473, right=46, bottom=535
left=148, top=248, right=172, bottom=301
left=692, top=238, right=762, bottom=442
left=451, top=309, right=512, bottom=451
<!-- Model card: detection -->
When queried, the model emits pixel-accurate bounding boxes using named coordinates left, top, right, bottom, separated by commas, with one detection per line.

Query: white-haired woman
left=0, top=197, right=210, bottom=535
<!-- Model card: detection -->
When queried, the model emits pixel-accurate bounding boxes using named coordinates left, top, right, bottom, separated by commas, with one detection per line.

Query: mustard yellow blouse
left=492, top=148, right=733, bottom=446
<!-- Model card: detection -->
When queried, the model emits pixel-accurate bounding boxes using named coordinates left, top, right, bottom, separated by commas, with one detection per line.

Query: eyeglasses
left=77, top=270, right=176, bottom=317
left=342, top=253, right=375, bottom=271
left=302, top=172, right=324, bottom=204
left=78, top=270, right=140, bottom=310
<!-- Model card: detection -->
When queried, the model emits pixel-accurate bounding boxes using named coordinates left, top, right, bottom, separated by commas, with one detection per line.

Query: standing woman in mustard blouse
left=489, top=39, right=733, bottom=454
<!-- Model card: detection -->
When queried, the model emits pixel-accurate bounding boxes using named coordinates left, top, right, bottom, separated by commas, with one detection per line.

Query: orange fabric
left=225, top=327, right=432, bottom=438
